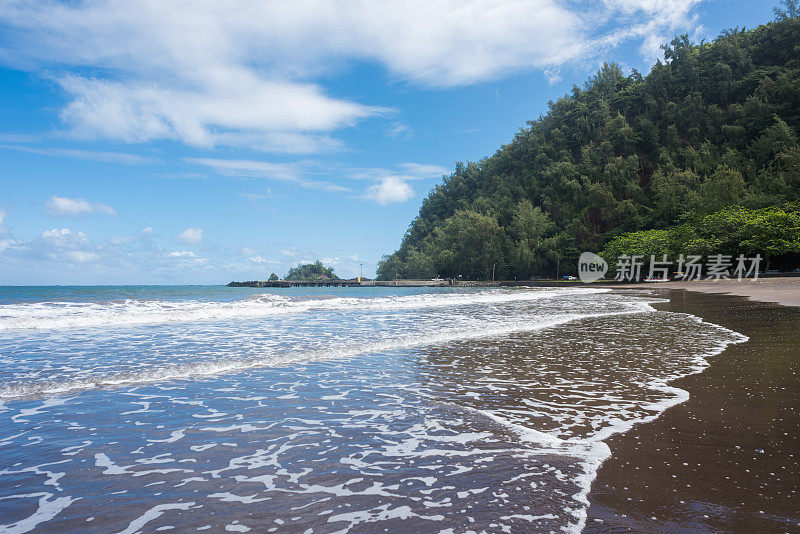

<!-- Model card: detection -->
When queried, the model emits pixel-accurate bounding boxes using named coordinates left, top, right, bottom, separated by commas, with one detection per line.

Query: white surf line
left=0, top=287, right=610, bottom=332
left=0, top=304, right=656, bottom=401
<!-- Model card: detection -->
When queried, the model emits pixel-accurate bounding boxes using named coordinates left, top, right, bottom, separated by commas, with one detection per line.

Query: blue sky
left=0, top=0, right=776, bottom=284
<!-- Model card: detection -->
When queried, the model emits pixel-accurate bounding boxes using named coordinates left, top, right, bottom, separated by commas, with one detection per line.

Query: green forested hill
left=285, top=261, right=340, bottom=281
left=377, top=12, right=800, bottom=280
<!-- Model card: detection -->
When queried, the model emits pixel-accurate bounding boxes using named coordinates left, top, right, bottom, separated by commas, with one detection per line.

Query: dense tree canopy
left=378, top=12, right=800, bottom=280
left=285, top=261, right=340, bottom=281
left=602, top=204, right=800, bottom=271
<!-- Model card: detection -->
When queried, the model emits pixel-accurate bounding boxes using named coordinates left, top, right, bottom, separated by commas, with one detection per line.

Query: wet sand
left=612, top=276, right=800, bottom=307
left=585, top=290, right=800, bottom=532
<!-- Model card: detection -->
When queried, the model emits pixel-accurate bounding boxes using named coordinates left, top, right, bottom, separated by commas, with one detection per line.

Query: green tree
left=700, top=165, right=746, bottom=213
left=428, top=210, right=506, bottom=280
left=285, top=261, right=340, bottom=281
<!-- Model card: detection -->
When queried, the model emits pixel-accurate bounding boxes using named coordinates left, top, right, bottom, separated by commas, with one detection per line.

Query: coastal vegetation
left=378, top=8, right=800, bottom=280
left=285, top=261, right=340, bottom=281
left=602, top=203, right=800, bottom=272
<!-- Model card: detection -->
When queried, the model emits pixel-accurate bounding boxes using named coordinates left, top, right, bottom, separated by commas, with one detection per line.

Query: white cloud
left=363, top=176, right=415, bottom=205
left=27, top=227, right=98, bottom=263
left=67, top=250, right=99, bottom=262
left=177, top=227, right=203, bottom=244
left=41, top=227, right=72, bottom=239
left=0, top=208, right=5, bottom=225
left=0, top=0, right=708, bottom=150
left=168, top=250, right=196, bottom=257
left=0, top=238, right=17, bottom=252
left=592, top=0, right=705, bottom=62
left=141, top=226, right=154, bottom=235
left=354, top=162, right=445, bottom=204
left=45, top=196, right=117, bottom=217
left=56, top=74, right=383, bottom=151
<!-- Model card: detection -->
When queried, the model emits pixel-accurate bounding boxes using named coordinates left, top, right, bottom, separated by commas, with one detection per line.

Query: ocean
left=0, top=285, right=746, bottom=533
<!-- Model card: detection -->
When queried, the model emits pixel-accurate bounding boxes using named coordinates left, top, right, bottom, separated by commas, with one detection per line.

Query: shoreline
left=584, top=289, right=800, bottom=532
left=611, top=277, right=800, bottom=307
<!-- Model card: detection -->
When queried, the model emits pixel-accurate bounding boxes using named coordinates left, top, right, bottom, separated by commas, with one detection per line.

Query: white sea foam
left=0, top=288, right=608, bottom=331
left=116, top=502, right=195, bottom=534
left=0, top=304, right=652, bottom=400
left=0, top=492, right=79, bottom=534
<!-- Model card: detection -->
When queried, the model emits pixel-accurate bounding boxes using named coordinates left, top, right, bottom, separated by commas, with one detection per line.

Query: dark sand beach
left=586, top=286, right=800, bottom=532
left=612, top=277, right=800, bottom=307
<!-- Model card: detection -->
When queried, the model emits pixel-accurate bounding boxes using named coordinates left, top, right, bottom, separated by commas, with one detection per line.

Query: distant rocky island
left=228, top=261, right=345, bottom=287
left=284, top=261, right=340, bottom=281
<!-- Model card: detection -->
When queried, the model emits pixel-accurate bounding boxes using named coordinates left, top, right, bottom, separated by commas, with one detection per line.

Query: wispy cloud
left=0, top=133, right=43, bottom=143
left=188, top=158, right=448, bottom=198
left=187, top=158, right=351, bottom=193
left=589, top=0, right=706, bottom=62
left=240, top=187, right=274, bottom=201
left=45, top=196, right=117, bottom=217
left=385, top=122, right=413, bottom=140
left=0, top=143, right=151, bottom=165
left=177, top=227, right=203, bottom=244
left=348, top=162, right=448, bottom=182
left=397, top=163, right=448, bottom=179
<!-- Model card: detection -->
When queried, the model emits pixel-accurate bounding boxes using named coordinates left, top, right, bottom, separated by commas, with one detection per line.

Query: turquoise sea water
left=0, top=285, right=745, bottom=533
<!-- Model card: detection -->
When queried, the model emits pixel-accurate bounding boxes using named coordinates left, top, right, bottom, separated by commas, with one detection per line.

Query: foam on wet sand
left=0, top=287, right=755, bottom=532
